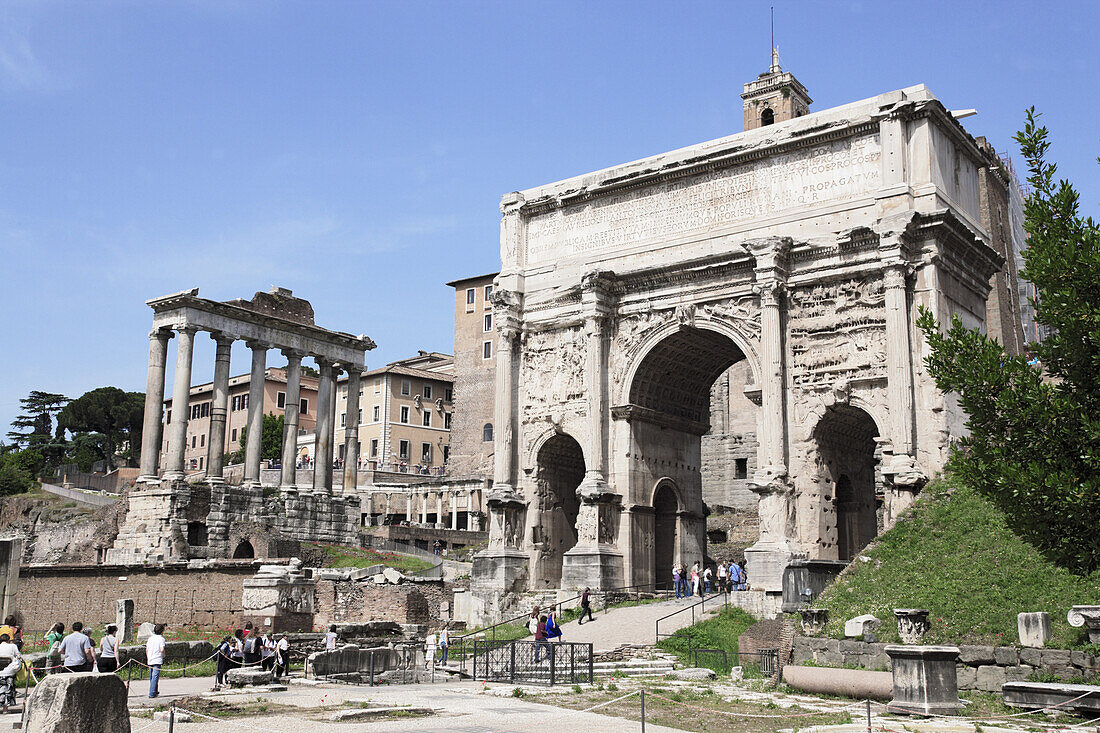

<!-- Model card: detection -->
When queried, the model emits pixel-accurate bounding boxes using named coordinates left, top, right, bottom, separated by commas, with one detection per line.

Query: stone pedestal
left=561, top=545, right=624, bottom=591
left=885, top=645, right=962, bottom=715
left=241, top=559, right=316, bottom=633
left=781, top=559, right=846, bottom=612
left=471, top=548, right=528, bottom=597
left=744, top=542, right=795, bottom=593
left=1017, top=612, right=1051, bottom=648
left=106, top=480, right=191, bottom=564
left=1068, top=605, right=1100, bottom=643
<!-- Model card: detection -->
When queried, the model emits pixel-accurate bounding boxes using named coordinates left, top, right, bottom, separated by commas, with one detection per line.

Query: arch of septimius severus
left=471, top=61, right=1024, bottom=612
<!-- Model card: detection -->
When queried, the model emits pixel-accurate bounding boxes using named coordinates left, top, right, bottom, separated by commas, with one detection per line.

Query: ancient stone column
left=578, top=271, right=613, bottom=498
left=492, top=323, right=519, bottom=490
left=164, top=326, right=197, bottom=480
left=313, top=358, right=334, bottom=493
left=342, top=368, right=362, bottom=493
left=436, top=491, right=444, bottom=528
left=243, top=341, right=268, bottom=488
left=206, top=333, right=234, bottom=481
left=757, top=280, right=788, bottom=471
left=280, top=349, right=305, bottom=489
left=884, top=264, right=915, bottom=456
left=138, top=329, right=173, bottom=481
left=406, top=492, right=413, bottom=523
left=450, top=490, right=458, bottom=530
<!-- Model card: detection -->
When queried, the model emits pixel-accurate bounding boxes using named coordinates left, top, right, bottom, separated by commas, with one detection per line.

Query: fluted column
left=313, top=358, right=334, bottom=493
left=280, top=349, right=305, bottom=489
left=243, top=342, right=268, bottom=488
left=139, top=329, right=173, bottom=481
left=206, top=333, right=234, bottom=481
left=492, top=324, right=519, bottom=489
left=578, top=272, right=613, bottom=497
left=164, top=326, right=197, bottom=480
left=342, top=368, right=363, bottom=493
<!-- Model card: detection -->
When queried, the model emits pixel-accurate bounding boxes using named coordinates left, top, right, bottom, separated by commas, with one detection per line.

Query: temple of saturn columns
left=108, top=286, right=375, bottom=563
left=471, top=79, right=1024, bottom=615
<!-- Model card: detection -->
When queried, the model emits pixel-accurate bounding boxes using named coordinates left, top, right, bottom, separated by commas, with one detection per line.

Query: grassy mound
left=303, top=542, right=435, bottom=574
left=656, top=606, right=757, bottom=671
left=814, top=477, right=1100, bottom=648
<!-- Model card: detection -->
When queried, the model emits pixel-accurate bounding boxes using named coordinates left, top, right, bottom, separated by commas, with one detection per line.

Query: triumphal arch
left=473, top=79, right=1012, bottom=609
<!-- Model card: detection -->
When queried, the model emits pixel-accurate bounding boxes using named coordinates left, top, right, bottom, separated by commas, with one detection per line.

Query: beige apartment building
left=161, top=367, right=319, bottom=473
left=335, top=352, right=454, bottom=473
left=445, top=273, right=497, bottom=476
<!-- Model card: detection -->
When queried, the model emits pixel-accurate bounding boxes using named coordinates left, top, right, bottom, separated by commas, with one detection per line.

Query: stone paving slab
left=556, top=596, right=722, bottom=649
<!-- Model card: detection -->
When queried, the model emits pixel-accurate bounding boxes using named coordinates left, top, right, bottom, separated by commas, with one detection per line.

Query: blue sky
left=1, top=0, right=1097, bottom=434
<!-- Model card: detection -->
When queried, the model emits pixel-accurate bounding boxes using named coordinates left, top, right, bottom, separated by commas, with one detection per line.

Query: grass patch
left=656, top=606, right=757, bottom=673
left=303, top=542, right=434, bottom=574
left=814, top=477, right=1100, bottom=647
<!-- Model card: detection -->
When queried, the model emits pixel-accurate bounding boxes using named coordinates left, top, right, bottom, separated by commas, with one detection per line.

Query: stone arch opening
left=761, top=107, right=775, bottom=126
left=530, top=433, right=585, bottom=589
left=233, top=540, right=255, bottom=559
left=653, top=481, right=679, bottom=590
left=813, top=405, right=879, bottom=561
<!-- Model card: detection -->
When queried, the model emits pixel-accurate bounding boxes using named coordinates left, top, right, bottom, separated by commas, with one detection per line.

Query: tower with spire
left=741, top=46, right=812, bottom=131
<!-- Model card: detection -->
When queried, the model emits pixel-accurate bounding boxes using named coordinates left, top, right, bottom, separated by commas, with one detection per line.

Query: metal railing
left=654, top=591, right=728, bottom=643
left=472, top=639, right=593, bottom=686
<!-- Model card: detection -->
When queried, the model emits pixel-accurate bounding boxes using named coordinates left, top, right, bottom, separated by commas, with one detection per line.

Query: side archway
left=529, top=432, right=585, bottom=589
left=812, top=404, right=879, bottom=561
left=652, top=480, right=680, bottom=590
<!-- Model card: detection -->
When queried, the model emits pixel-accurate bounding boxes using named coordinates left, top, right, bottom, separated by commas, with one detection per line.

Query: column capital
left=149, top=328, right=174, bottom=342
left=281, top=347, right=306, bottom=361
left=882, top=263, right=911, bottom=290
left=176, top=325, right=199, bottom=336
left=210, top=331, right=235, bottom=348
left=315, top=356, right=334, bottom=369
left=752, top=279, right=787, bottom=308
left=245, top=340, right=271, bottom=351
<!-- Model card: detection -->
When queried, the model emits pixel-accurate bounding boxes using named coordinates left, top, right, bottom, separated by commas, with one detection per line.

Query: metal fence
left=472, top=639, right=593, bottom=686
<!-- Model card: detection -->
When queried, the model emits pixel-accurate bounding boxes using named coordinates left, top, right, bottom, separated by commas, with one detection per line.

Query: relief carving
left=788, top=277, right=887, bottom=388
left=522, top=326, right=586, bottom=421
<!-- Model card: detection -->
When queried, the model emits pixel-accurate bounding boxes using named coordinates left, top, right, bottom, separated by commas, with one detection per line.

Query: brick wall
left=14, top=561, right=262, bottom=632
left=314, top=578, right=449, bottom=629
left=447, top=275, right=497, bottom=476
left=702, top=361, right=760, bottom=510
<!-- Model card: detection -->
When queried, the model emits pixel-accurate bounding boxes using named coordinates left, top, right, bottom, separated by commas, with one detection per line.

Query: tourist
left=146, top=623, right=166, bottom=699
left=230, top=629, right=244, bottom=668
left=261, top=632, right=276, bottom=671
left=433, top=540, right=442, bottom=555
left=98, top=625, right=119, bottom=673
left=438, top=626, right=449, bottom=665
left=0, top=616, right=22, bottom=651
left=324, top=624, right=338, bottom=652
left=703, top=565, right=713, bottom=594
left=0, top=633, right=21, bottom=714
left=526, top=606, right=541, bottom=635
left=274, top=634, right=289, bottom=679
left=60, top=621, right=95, bottom=673
left=45, top=623, right=64, bottom=674
left=578, top=587, right=594, bottom=624
left=214, top=635, right=234, bottom=690
left=545, top=609, right=562, bottom=643
left=717, top=561, right=728, bottom=593
left=672, top=564, right=682, bottom=599
left=243, top=627, right=262, bottom=667
left=690, top=563, right=701, bottom=597
left=424, top=630, right=437, bottom=669
left=533, top=615, right=549, bottom=663
left=242, top=620, right=254, bottom=639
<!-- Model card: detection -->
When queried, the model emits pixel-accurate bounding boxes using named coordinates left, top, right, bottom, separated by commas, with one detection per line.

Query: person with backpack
left=533, top=615, right=550, bottom=663
left=578, top=587, right=595, bottom=624
left=44, top=623, right=64, bottom=674
left=242, top=628, right=262, bottom=667
left=526, top=606, right=541, bottom=636
left=545, top=609, right=562, bottom=644
left=213, top=635, right=234, bottom=690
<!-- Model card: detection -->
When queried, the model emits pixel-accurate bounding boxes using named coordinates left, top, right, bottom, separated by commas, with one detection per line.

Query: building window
left=340, top=413, right=346, bottom=427
left=201, top=402, right=209, bottom=418
left=373, top=405, right=380, bottom=422
left=421, top=443, right=432, bottom=463
left=761, top=107, right=774, bottom=126
left=484, top=284, right=493, bottom=304
left=444, top=388, right=453, bottom=401
left=482, top=423, right=493, bottom=442
left=444, top=412, right=452, bottom=429
left=277, top=392, right=286, bottom=409
left=166, top=409, right=171, bottom=424
left=400, top=406, right=410, bottom=423
left=191, top=404, right=200, bottom=420
left=231, top=428, right=237, bottom=442
left=399, top=440, right=410, bottom=460
left=401, top=380, right=411, bottom=396
left=443, top=445, right=449, bottom=463
left=300, top=398, right=308, bottom=415
left=358, top=408, right=362, bottom=423
left=232, top=394, right=249, bottom=412
left=735, top=458, right=748, bottom=479
left=482, top=341, right=492, bottom=359
left=374, top=378, right=381, bottom=394
left=199, top=456, right=204, bottom=470
left=465, top=288, right=475, bottom=310
left=200, top=434, right=205, bottom=447
left=484, top=314, right=492, bottom=332
left=370, top=439, right=379, bottom=458
left=423, top=384, right=432, bottom=399
left=422, top=411, right=432, bottom=427
left=191, top=435, right=196, bottom=449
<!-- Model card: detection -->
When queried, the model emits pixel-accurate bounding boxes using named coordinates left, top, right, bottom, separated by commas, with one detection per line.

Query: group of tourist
left=213, top=621, right=291, bottom=691
left=31, top=618, right=167, bottom=697
left=672, top=560, right=747, bottom=598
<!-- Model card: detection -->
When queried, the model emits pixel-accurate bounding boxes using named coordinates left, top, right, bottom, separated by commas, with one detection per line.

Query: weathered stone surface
left=383, top=567, right=405, bottom=584
left=1005, top=665, right=1032, bottom=682
left=1019, top=647, right=1042, bottom=667
left=956, top=665, right=976, bottom=690
left=225, top=668, right=274, bottom=687
left=136, top=621, right=155, bottom=642
left=669, top=667, right=718, bottom=680
left=1017, top=612, right=1051, bottom=648
left=783, top=665, right=892, bottom=700
left=1004, top=681, right=1100, bottom=715
left=844, top=615, right=881, bottom=639
left=886, top=645, right=962, bottom=715
left=976, top=665, right=1006, bottom=692
left=24, top=672, right=130, bottom=733
left=994, top=646, right=1018, bottom=666
left=958, top=645, right=995, bottom=665
left=1041, top=649, right=1072, bottom=667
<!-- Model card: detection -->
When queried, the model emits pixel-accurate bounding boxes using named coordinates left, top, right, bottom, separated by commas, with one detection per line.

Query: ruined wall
left=14, top=561, right=261, bottom=631
left=313, top=578, right=448, bottom=628
left=702, top=360, right=760, bottom=510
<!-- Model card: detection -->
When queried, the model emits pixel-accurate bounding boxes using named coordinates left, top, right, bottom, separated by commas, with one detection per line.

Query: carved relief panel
left=788, top=277, right=887, bottom=388
left=520, top=326, right=586, bottom=423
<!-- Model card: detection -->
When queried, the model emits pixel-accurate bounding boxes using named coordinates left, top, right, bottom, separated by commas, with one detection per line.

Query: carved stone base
left=744, top=542, right=796, bottom=593
left=885, top=645, right=962, bottom=716
left=106, top=480, right=191, bottom=564
left=471, top=548, right=528, bottom=598
left=561, top=544, right=624, bottom=591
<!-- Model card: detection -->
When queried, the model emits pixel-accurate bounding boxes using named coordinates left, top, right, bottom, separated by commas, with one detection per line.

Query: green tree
left=7, top=391, right=70, bottom=471
left=0, top=444, right=37, bottom=495
left=915, top=109, right=1100, bottom=574
left=57, top=387, right=145, bottom=470
left=231, top=413, right=285, bottom=464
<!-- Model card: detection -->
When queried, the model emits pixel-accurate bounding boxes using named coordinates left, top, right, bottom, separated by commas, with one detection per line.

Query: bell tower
left=741, top=47, right=812, bottom=131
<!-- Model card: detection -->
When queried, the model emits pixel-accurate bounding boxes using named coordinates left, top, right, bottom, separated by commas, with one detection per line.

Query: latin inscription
left=525, top=134, right=881, bottom=264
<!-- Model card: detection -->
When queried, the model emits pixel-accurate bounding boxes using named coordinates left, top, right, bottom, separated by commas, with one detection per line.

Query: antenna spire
left=769, top=7, right=781, bottom=73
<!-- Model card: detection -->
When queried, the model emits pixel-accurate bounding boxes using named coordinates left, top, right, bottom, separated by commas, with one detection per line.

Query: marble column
left=421, top=492, right=429, bottom=524
left=205, top=333, right=234, bottom=481
left=757, top=281, right=787, bottom=471
left=243, top=342, right=268, bottom=488
left=313, top=358, right=334, bottom=493
left=164, top=326, right=197, bottom=480
left=406, top=493, right=413, bottom=523
left=492, top=324, right=519, bottom=489
left=578, top=313, right=609, bottom=494
left=450, top=491, right=458, bottom=530
left=280, top=349, right=305, bottom=489
left=138, top=329, right=173, bottom=481
left=436, top=491, right=444, bottom=528
left=342, top=368, right=362, bottom=493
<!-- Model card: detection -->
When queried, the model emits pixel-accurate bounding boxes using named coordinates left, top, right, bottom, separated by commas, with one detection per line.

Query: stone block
left=670, top=667, right=717, bottom=680
left=868, top=653, right=892, bottom=671
left=821, top=650, right=843, bottom=667
left=1017, top=612, right=1051, bottom=648
left=115, top=599, right=134, bottom=644
left=1005, top=665, right=1032, bottom=682
left=844, top=615, right=881, bottom=640
left=976, top=665, right=1006, bottom=692
left=225, top=668, right=273, bottom=687
left=956, top=665, right=976, bottom=690
left=839, top=640, right=866, bottom=654
left=823, top=638, right=840, bottom=654
left=1019, top=647, right=1042, bottom=667
left=383, top=567, right=405, bottom=584
left=1070, top=650, right=1087, bottom=669
left=994, top=647, right=1018, bottom=666
left=958, top=645, right=995, bottom=665
left=885, top=645, right=962, bottom=715
left=1041, top=649, right=1072, bottom=667
left=791, top=647, right=811, bottom=664
left=24, top=672, right=130, bottom=733
left=136, top=622, right=155, bottom=642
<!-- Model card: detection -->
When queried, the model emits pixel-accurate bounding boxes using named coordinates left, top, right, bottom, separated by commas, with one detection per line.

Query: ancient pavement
left=555, top=595, right=723, bottom=649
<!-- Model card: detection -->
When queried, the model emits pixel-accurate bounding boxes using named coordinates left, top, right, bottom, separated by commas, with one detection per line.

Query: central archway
left=530, top=433, right=585, bottom=588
